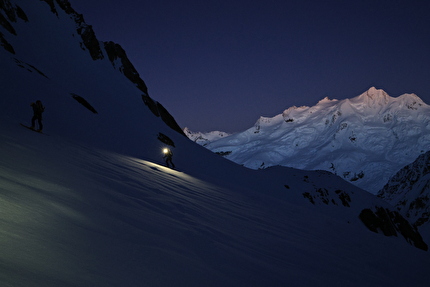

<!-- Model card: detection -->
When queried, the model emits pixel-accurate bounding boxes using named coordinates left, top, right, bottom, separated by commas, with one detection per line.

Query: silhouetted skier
left=30, top=100, right=45, bottom=132
left=163, top=148, right=175, bottom=168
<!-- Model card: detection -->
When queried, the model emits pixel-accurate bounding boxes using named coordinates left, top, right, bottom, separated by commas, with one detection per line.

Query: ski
left=20, top=123, right=47, bottom=135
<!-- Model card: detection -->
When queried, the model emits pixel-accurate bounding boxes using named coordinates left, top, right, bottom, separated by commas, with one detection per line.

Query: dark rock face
left=40, top=0, right=57, bottom=15
left=142, top=93, right=160, bottom=117
left=38, top=0, right=103, bottom=60
left=14, top=58, right=48, bottom=77
left=156, top=101, right=186, bottom=136
left=0, top=0, right=28, bottom=54
left=302, top=188, right=352, bottom=207
left=103, top=41, right=148, bottom=95
left=0, top=10, right=16, bottom=35
left=157, top=133, right=175, bottom=147
left=103, top=41, right=185, bottom=136
left=0, top=0, right=28, bottom=26
left=71, top=94, right=98, bottom=114
left=53, top=0, right=104, bottom=60
left=141, top=92, right=186, bottom=136
left=359, top=206, right=428, bottom=251
left=378, top=151, right=430, bottom=228
left=298, top=171, right=428, bottom=251
left=0, top=31, right=14, bottom=53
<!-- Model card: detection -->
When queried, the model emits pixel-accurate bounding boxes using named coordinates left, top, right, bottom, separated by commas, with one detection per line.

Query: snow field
left=1, top=119, right=430, bottom=286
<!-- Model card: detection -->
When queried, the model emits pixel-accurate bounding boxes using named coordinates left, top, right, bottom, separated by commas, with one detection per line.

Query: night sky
left=70, top=0, right=430, bottom=133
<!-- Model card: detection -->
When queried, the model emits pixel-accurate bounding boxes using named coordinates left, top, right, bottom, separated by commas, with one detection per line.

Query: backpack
left=32, top=101, right=45, bottom=114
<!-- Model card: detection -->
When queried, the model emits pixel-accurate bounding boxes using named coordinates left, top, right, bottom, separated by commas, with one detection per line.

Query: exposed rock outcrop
left=71, top=93, right=98, bottom=114
left=103, top=41, right=148, bottom=94
left=378, top=151, right=430, bottom=228
left=0, top=0, right=28, bottom=53
left=359, top=206, right=428, bottom=251
left=38, top=0, right=103, bottom=60
left=0, top=31, right=14, bottom=53
left=103, top=41, right=185, bottom=136
left=54, top=0, right=104, bottom=60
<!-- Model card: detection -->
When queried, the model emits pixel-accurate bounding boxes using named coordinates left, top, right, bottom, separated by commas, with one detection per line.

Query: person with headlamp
left=162, top=148, right=175, bottom=169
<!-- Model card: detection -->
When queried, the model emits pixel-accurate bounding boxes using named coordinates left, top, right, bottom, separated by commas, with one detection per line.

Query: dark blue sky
left=71, top=0, right=430, bottom=133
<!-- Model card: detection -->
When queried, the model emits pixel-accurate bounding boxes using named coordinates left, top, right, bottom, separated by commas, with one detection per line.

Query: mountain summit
left=204, top=87, right=430, bottom=194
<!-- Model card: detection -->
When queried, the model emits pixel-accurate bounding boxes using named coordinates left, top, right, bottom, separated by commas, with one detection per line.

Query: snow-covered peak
left=347, top=87, right=390, bottom=114
left=397, top=92, right=427, bottom=109
left=356, top=86, right=390, bottom=101
left=317, top=96, right=338, bottom=105
left=349, top=87, right=428, bottom=113
left=184, top=127, right=231, bottom=146
left=204, top=88, right=430, bottom=193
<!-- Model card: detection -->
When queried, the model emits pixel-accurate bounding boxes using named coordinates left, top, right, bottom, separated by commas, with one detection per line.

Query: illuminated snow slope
left=204, top=87, right=430, bottom=194
left=1, top=119, right=430, bottom=287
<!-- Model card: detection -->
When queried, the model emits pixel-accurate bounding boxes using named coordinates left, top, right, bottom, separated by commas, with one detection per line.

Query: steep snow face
left=0, top=0, right=186, bottom=185
left=378, top=151, right=430, bottom=230
left=1, top=118, right=430, bottom=286
left=205, top=87, right=430, bottom=194
left=0, top=0, right=183, bottom=150
left=184, top=127, right=231, bottom=146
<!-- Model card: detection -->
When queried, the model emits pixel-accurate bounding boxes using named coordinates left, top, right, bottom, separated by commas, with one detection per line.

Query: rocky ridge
left=0, top=0, right=184, bottom=135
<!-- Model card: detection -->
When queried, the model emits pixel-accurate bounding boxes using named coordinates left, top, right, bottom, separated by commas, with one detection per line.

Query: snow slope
left=1, top=1, right=430, bottom=286
left=203, top=87, right=430, bottom=194
left=2, top=115, right=430, bottom=287
left=0, top=0, right=182, bottom=158
left=184, top=127, right=231, bottom=146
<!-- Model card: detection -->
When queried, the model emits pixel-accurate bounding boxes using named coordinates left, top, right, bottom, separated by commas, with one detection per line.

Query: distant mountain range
left=188, top=87, right=430, bottom=194
left=183, top=127, right=231, bottom=146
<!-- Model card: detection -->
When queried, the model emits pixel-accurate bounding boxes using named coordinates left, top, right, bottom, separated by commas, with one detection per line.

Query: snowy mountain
left=184, top=127, right=231, bottom=146
left=378, top=151, right=430, bottom=237
left=203, top=87, right=430, bottom=194
left=1, top=1, right=430, bottom=286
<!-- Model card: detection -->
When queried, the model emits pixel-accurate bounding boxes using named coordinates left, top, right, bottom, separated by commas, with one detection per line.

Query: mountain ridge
left=183, top=127, right=231, bottom=146
left=0, top=0, right=184, bottom=136
left=200, top=87, right=430, bottom=194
